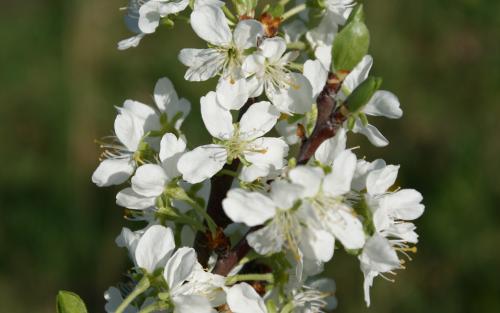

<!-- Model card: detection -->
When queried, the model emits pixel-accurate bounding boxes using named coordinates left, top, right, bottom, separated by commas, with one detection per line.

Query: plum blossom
left=118, top=0, right=189, bottom=50
left=358, top=164, right=425, bottom=306
left=341, top=56, right=403, bottom=146
left=179, top=4, right=263, bottom=82
left=222, top=180, right=335, bottom=263
left=92, top=100, right=160, bottom=187
left=116, top=133, right=186, bottom=210
left=243, top=37, right=314, bottom=114
left=91, top=77, right=189, bottom=187
left=178, top=93, right=288, bottom=183
left=289, top=148, right=366, bottom=251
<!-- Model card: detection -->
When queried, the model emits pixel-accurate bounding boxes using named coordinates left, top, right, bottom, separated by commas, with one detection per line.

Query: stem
left=217, top=168, right=239, bottom=178
left=115, top=276, right=150, bottom=313
left=212, top=228, right=254, bottom=276
left=226, top=273, right=274, bottom=285
left=297, top=73, right=348, bottom=164
left=137, top=302, right=168, bottom=313
left=280, top=302, right=295, bottom=313
left=222, top=5, right=237, bottom=25
left=187, top=198, right=218, bottom=236
left=282, top=3, right=307, bottom=21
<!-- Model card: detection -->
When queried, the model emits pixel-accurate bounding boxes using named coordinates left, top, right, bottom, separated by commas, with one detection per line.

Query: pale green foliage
left=56, top=291, right=88, bottom=313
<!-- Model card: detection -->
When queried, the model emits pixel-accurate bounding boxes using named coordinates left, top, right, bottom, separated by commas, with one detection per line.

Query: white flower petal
left=325, top=208, right=365, bottom=250
left=92, top=158, right=135, bottom=187
left=223, top=189, right=276, bottom=226
left=191, top=5, right=231, bottom=46
left=359, top=234, right=400, bottom=274
left=315, top=45, right=332, bottom=69
left=288, top=166, right=324, bottom=198
left=135, top=225, right=175, bottom=272
left=116, top=187, right=156, bottom=210
left=179, top=48, right=226, bottom=81
left=117, top=34, right=145, bottom=50
left=178, top=144, right=227, bottom=183
left=247, top=223, right=284, bottom=256
left=164, top=247, right=197, bottom=290
left=201, top=91, right=234, bottom=140
left=242, top=53, right=265, bottom=77
left=260, top=37, right=287, bottom=62
left=268, top=73, right=313, bottom=114
left=160, top=0, right=189, bottom=15
left=300, top=227, right=335, bottom=262
left=216, top=78, right=249, bottom=110
left=173, top=295, right=215, bottom=313
left=241, top=137, right=289, bottom=181
left=159, top=133, right=186, bottom=162
left=380, top=189, right=425, bottom=220
left=131, top=164, right=170, bottom=197
left=340, top=55, right=373, bottom=99
left=351, top=159, right=386, bottom=191
left=138, top=2, right=161, bottom=34
left=351, top=120, right=389, bottom=147
left=227, top=283, right=267, bottom=313
left=154, top=77, right=179, bottom=113
left=323, top=150, right=357, bottom=197
left=314, top=128, right=347, bottom=165
left=270, top=181, right=303, bottom=210
left=239, top=101, right=280, bottom=140
left=303, top=59, right=328, bottom=99
left=233, top=19, right=264, bottom=50
left=366, top=164, right=400, bottom=196
left=364, top=90, right=403, bottom=119
left=114, top=106, right=144, bottom=152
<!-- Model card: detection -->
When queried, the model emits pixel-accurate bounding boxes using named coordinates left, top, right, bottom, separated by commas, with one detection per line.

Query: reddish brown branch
left=298, top=73, right=347, bottom=164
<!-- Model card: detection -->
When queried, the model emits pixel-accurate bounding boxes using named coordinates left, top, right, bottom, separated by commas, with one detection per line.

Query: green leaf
left=56, top=291, right=88, bottom=313
left=332, top=4, right=370, bottom=72
left=345, top=76, right=383, bottom=113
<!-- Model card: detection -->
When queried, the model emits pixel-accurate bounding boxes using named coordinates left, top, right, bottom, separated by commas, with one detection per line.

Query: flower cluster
left=79, top=1, right=425, bottom=312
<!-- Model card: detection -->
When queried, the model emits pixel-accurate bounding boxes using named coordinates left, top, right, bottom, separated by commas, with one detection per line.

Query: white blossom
left=178, top=94, right=288, bottom=183
left=118, top=0, right=189, bottom=50
left=243, top=37, right=314, bottom=114
left=223, top=180, right=335, bottom=263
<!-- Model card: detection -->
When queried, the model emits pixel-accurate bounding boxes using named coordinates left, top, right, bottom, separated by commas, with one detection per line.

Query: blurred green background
left=1, top=0, right=499, bottom=312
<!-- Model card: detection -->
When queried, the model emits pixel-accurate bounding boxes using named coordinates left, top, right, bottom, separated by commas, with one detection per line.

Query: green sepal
left=233, top=0, right=259, bottom=16
left=359, top=112, right=369, bottom=126
left=347, top=115, right=356, bottom=131
left=266, top=299, right=278, bottom=313
left=264, top=3, right=285, bottom=18
left=307, top=7, right=325, bottom=29
left=161, top=17, right=175, bottom=28
left=345, top=76, right=382, bottom=113
left=306, top=0, right=326, bottom=9
left=56, top=291, right=88, bottom=313
left=345, top=248, right=363, bottom=256
left=331, top=4, right=370, bottom=72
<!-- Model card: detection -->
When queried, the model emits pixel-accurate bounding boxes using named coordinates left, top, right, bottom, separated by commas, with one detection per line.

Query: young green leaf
left=332, top=4, right=370, bottom=72
left=56, top=291, right=88, bottom=313
left=345, top=76, right=383, bottom=113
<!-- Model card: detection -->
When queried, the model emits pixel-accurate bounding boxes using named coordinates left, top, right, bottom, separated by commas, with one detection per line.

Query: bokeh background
left=1, top=0, right=499, bottom=312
